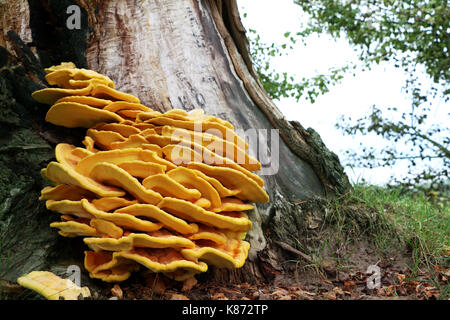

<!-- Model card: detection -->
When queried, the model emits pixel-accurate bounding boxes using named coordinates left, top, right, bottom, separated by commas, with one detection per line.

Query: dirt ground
left=85, top=242, right=447, bottom=301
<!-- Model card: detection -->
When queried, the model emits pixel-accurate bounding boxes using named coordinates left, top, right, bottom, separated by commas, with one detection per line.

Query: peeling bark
left=0, top=0, right=350, bottom=285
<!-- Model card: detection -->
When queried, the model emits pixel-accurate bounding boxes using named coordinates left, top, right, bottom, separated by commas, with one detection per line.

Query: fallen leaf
left=292, top=289, right=314, bottom=300
left=332, top=287, right=344, bottom=297
left=323, top=292, right=336, bottom=300
left=423, top=286, right=440, bottom=299
left=212, top=292, right=228, bottom=300
left=182, top=277, right=198, bottom=292
left=239, top=283, right=250, bottom=290
left=111, top=284, right=123, bottom=299
left=343, top=280, right=356, bottom=292
left=271, top=288, right=289, bottom=299
left=396, top=273, right=406, bottom=284
left=170, top=293, right=189, bottom=300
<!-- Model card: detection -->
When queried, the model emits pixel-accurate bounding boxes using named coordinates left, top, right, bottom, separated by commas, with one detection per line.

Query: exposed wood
left=0, top=0, right=31, bottom=52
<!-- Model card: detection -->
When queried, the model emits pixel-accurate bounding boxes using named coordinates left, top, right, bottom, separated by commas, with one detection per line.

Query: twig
left=275, top=241, right=313, bottom=263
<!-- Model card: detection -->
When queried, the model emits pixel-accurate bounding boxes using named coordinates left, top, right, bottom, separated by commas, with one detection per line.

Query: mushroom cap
left=142, top=174, right=201, bottom=200
left=181, top=239, right=250, bottom=269
left=157, top=197, right=252, bottom=232
left=115, top=203, right=199, bottom=234
left=84, top=231, right=195, bottom=252
left=91, top=84, right=140, bottom=103
left=81, top=199, right=163, bottom=233
left=46, top=102, right=123, bottom=128
left=55, top=95, right=112, bottom=108
left=167, top=167, right=221, bottom=209
left=32, top=86, right=93, bottom=105
left=211, top=198, right=254, bottom=213
left=187, top=162, right=269, bottom=203
left=34, top=63, right=271, bottom=282
left=137, top=115, right=248, bottom=149
left=43, top=161, right=126, bottom=198
left=39, top=184, right=96, bottom=201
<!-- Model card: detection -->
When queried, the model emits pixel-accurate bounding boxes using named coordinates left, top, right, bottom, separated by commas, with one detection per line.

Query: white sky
left=238, top=0, right=448, bottom=186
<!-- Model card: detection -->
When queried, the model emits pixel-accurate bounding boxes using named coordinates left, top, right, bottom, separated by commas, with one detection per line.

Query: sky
left=237, top=0, right=448, bottom=186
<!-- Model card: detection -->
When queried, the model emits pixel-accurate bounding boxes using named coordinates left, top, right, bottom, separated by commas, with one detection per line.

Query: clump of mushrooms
left=32, top=62, right=269, bottom=282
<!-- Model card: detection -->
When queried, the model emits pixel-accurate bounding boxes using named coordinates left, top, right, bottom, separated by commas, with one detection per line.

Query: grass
left=320, top=183, right=449, bottom=298
left=348, top=184, right=449, bottom=268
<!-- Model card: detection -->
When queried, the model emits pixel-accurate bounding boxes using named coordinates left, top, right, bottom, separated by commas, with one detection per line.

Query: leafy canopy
left=245, top=0, right=449, bottom=193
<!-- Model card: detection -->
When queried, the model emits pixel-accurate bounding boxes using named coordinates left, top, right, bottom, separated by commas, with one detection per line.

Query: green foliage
left=247, top=28, right=350, bottom=103
left=349, top=184, right=449, bottom=278
left=337, top=104, right=449, bottom=193
left=294, top=1, right=449, bottom=193
left=294, top=0, right=450, bottom=84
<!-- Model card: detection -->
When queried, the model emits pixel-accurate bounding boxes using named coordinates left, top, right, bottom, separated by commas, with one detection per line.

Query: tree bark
left=0, top=0, right=350, bottom=286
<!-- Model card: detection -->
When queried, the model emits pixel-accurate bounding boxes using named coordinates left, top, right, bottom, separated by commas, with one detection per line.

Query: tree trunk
left=0, top=0, right=350, bottom=287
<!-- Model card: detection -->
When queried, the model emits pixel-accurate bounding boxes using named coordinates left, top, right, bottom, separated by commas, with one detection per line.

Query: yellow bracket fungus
left=84, top=251, right=139, bottom=282
left=32, top=86, right=93, bottom=105
left=46, top=68, right=114, bottom=90
left=211, top=198, right=254, bottom=213
left=94, top=122, right=141, bottom=138
left=91, top=83, right=140, bottom=103
left=50, top=220, right=99, bottom=237
left=181, top=239, right=250, bottom=269
left=187, top=162, right=269, bottom=203
left=167, top=167, right=221, bottom=209
left=117, top=160, right=165, bottom=179
left=17, top=271, right=91, bottom=300
left=39, top=184, right=96, bottom=201
left=89, top=219, right=124, bottom=239
left=89, top=162, right=164, bottom=204
left=84, top=231, right=195, bottom=252
left=186, top=226, right=227, bottom=245
left=163, top=144, right=264, bottom=186
left=115, top=203, right=199, bottom=234
left=81, top=199, right=163, bottom=232
left=189, top=169, right=240, bottom=198
left=103, top=101, right=151, bottom=113
left=46, top=199, right=94, bottom=219
left=157, top=197, right=252, bottom=232
left=142, top=174, right=201, bottom=200
left=33, top=63, right=270, bottom=283
left=55, top=95, right=112, bottom=108
left=46, top=102, right=123, bottom=128
left=114, top=248, right=208, bottom=276
left=90, top=197, right=138, bottom=212
left=43, top=161, right=125, bottom=198
left=137, top=115, right=248, bottom=149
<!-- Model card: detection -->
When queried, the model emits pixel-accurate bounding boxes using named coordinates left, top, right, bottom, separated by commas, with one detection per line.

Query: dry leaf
left=396, top=273, right=406, bottom=284
left=332, top=287, right=344, bottom=297
left=343, top=280, right=356, bottom=292
left=323, top=291, right=336, bottom=300
left=212, top=292, right=228, bottom=300
left=111, top=284, right=123, bottom=299
left=170, top=293, right=189, bottom=300
left=182, top=277, right=198, bottom=292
